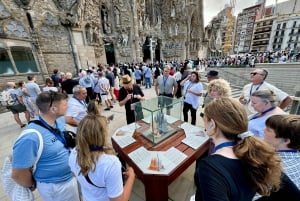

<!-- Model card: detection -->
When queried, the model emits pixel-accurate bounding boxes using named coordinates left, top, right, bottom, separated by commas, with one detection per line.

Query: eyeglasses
left=250, top=72, right=263, bottom=76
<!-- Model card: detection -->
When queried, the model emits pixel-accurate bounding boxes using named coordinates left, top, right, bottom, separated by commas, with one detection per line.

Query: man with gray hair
left=65, top=85, right=87, bottom=132
left=155, top=64, right=178, bottom=114
left=239, top=68, right=292, bottom=115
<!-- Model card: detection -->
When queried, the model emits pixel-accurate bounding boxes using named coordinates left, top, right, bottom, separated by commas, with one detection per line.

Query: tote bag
left=1, top=129, right=43, bottom=201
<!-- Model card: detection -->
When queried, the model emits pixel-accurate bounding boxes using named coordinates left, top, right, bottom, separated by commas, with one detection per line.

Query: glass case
left=134, top=96, right=182, bottom=144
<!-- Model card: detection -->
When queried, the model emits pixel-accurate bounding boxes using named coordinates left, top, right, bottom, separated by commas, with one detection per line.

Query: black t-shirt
left=195, top=155, right=255, bottom=201
left=118, top=84, right=144, bottom=111
left=61, top=79, right=79, bottom=94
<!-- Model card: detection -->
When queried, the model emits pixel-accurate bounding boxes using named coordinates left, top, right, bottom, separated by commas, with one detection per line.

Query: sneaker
left=110, top=105, right=113, bottom=108
left=104, top=108, right=110, bottom=111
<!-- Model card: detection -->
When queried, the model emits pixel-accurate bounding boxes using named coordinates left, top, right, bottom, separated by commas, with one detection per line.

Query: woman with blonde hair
left=194, top=98, right=282, bottom=201
left=207, top=78, right=231, bottom=100
left=69, top=114, right=135, bottom=201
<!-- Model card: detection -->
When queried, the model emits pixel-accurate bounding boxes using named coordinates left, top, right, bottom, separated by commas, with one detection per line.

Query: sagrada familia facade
left=0, top=0, right=204, bottom=86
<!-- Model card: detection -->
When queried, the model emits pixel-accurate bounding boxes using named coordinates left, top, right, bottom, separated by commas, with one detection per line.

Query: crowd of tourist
left=2, top=59, right=299, bottom=201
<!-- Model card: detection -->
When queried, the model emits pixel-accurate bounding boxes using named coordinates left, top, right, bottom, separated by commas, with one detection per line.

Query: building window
left=10, top=46, right=38, bottom=73
left=282, top=23, right=286, bottom=29
left=0, top=48, right=14, bottom=75
left=293, top=21, right=297, bottom=28
left=277, top=24, right=281, bottom=29
left=291, top=29, right=294, bottom=35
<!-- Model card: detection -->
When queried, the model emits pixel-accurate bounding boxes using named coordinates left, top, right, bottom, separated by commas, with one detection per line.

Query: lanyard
left=38, top=116, right=67, bottom=147
left=126, top=89, right=133, bottom=103
left=277, top=150, right=298, bottom=153
left=249, top=82, right=264, bottom=96
left=249, top=106, right=276, bottom=120
left=213, top=141, right=236, bottom=153
left=184, top=81, right=194, bottom=96
left=73, top=96, right=87, bottom=108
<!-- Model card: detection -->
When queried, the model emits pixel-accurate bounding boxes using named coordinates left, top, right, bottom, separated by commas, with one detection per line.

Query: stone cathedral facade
left=0, top=0, right=203, bottom=87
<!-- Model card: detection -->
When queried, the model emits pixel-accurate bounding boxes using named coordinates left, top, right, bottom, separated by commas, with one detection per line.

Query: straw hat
left=120, top=74, right=134, bottom=85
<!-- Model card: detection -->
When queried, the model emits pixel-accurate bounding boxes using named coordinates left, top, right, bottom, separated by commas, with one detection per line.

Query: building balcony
left=289, top=32, right=299, bottom=36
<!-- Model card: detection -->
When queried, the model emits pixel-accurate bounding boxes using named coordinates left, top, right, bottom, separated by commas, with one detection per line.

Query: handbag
left=29, top=120, right=76, bottom=148
left=1, top=129, right=43, bottom=201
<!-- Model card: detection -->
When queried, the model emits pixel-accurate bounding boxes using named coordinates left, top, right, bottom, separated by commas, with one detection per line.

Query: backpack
left=1, top=129, right=43, bottom=201
left=0, top=90, right=15, bottom=106
left=84, top=76, right=91, bottom=84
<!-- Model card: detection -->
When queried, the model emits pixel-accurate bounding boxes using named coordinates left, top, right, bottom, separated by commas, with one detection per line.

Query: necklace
left=213, top=141, right=236, bottom=153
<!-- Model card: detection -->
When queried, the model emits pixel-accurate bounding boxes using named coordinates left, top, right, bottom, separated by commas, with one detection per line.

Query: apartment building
left=234, top=3, right=264, bottom=53
left=269, top=14, right=300, bottom=52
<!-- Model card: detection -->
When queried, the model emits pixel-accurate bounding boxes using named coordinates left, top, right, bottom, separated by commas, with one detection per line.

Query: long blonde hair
left=76, top=114, right=115, bottom=175
left=204, top=98, right=282, bottom=195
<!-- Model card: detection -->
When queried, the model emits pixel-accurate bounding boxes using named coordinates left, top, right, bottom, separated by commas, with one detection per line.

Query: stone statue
left=144, top=16, right=150, bottom=31
left=93, top=26, right=99, bottom=43
left=171, top=1, right=175, bottom=17
left=86, top=25, right=93, bottom=44
left=102, top=6, right=108, bottom=25
left=175, top=24, right=178, bottom=36
left=115, top=7, right=120, bottom=26
left=120, top=32, right=128, bottom=47
left=76, top=0, right=85, bottom=24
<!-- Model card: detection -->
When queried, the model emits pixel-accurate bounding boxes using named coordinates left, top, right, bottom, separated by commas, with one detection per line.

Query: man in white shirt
left=239, top=68, right=292, bottom=115
left=65, top=85, right=88, bottom=132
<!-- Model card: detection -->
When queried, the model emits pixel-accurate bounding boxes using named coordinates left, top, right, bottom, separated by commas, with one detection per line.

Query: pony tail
left=233, top=136, right=282, bottom=195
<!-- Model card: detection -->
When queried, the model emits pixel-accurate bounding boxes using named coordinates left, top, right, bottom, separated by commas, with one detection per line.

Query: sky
left=203, top=0, right=288, bottom=26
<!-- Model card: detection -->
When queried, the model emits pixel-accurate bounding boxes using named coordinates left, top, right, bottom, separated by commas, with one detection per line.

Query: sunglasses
left=49, top=91, right=57, bottom=108
left=250, top=72, right=263, bottom=76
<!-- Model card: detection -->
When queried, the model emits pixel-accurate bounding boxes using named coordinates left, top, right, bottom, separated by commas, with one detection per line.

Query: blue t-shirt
left=12, top=118, right=73, bottom=183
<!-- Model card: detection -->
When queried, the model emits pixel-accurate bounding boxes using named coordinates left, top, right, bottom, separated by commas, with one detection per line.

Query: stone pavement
left=0, top=83, right=206, bottom=201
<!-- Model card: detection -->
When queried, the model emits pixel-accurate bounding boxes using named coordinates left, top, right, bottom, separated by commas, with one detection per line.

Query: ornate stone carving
left=119, top=48, right=130, bottom=57
left=101, top=5, right=111, bottom=34
left=85, top=23, right=101, bottom=45
left=0, top=3, right=11, bottom=19
left=114, top=6, right=120, bottom=26
left=118, top=30, right=129, bottom=47
left=53, top=0, right=77, bottom=11
left=44, top=13, right=59, bottom=26
left=5, top=20, right=29, bottom=38
left=14, top=0, right=31, bottom=7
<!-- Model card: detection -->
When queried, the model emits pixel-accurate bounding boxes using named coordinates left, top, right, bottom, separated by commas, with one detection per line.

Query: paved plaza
left=0, top=84, right=206, bottom=201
